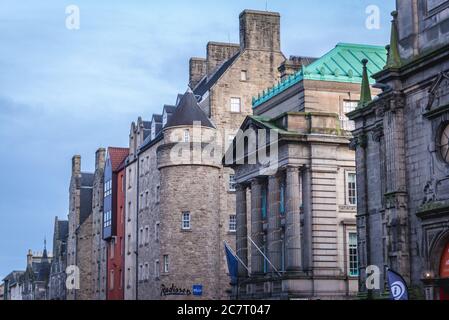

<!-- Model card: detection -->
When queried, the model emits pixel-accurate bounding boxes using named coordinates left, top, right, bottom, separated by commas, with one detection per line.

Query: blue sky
left=0, top=0, right=394, bottom=279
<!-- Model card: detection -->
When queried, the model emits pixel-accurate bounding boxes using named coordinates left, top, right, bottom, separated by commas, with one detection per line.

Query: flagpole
left=248, top=236, right=282, bottom=277
left=224, top=241, right=249, bottom=272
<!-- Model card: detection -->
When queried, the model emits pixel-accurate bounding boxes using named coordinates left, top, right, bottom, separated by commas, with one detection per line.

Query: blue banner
left=387, top=269, right=409, bottom=300
left=224, top=243, right=238, bottom=285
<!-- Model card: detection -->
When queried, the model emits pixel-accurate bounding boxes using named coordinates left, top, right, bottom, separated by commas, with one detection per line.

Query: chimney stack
left=239, top=10, right=281, bottom=52
left=95, top=148, right=106, bottom=171
left=27, top=249, right=33, bottom=267
left=189, top=57, right=207, bottom=89
left=72, top=155, right=81, bottom=176
left=206, top=42, right=240, bottom=76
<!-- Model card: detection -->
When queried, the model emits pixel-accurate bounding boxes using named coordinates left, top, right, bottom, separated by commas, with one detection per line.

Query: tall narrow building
left=91, top=148, right=107, bottom=300
left=48, top=217, right=69, bottom=300
left=103, top=147, right=129, bottom=300
left=66, top=155, right=94, bottom=300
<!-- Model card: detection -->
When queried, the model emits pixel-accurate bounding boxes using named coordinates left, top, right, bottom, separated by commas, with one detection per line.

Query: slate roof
left=80, top=172, right=94, bottom=187
left=2, top=271, right=25, bottom=284
left=165, top=90, right=215, bottom=129
left=193, top=51, right=240, bottom=97
left=57, top=220, right=69, bottom=241
left=79, top=187, right=93, bottom=225
left=163, top=105, right=177, bottom=114
left=253, top=43, right=388, bottom=108
left=143, top=121, right=152, bottom=130
left=33, top=260, right=51, bottom=283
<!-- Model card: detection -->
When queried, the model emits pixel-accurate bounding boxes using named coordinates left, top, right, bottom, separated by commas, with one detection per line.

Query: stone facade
left=348, top=0, right=449, bottom=300
left=130, top=9, right=286, bottom=300
left=225, top=43, right=385, bottom=299
left=124, top=118, right=150, bottom=300
left=22, top=248, right=52, bottom=300
left=48, top=217, right=69, bottom=300
left=66, top=155, right=94, bottom=300
left=2, top=271, right=24, bottom=300
left=91, top=148, right=107, bottom=300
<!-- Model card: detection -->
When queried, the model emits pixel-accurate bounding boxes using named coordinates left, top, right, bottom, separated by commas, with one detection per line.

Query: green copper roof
left=253, top=43, right=387, bottom=108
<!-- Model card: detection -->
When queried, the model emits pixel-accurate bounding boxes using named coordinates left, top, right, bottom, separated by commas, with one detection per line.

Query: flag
left=224, top=242, right=238, bottom=285
left=387, top=268, right=409, bottom=300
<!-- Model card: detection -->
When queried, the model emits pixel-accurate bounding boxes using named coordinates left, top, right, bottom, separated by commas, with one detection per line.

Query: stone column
left=236, top=184, right=248, bottom=277
left=250, top=179, right=264, bottom=275
left=267, top=175, right=282, bottom=273
left=302, top=166, right=313, bottom=272
left=286, top=166, right=302, bottom=271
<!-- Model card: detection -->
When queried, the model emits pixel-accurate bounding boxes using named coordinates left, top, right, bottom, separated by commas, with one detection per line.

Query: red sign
left=440, top=243, right=449, bottom=279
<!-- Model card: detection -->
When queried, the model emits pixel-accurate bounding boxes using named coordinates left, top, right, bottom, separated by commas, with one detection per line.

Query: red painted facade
left=440, top=242, right=449, bottom=300
left=105, top=147, right=128, bottom=301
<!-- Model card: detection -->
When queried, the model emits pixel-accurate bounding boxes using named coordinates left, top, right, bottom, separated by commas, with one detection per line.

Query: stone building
left=125, top=118, right=151, bottom=300
left=48, top=217, right=69, bottom=300
left=22, top=246, right=52, bottom=300
left=66, top=155, right=94, bottom=300
left=103, top=147, right=129, bottom=300
left=0, top=283, right=4, bottom=300
left=127, top=9, right=286, bottom=300
left=2, top=271, right=24, bottom=300
left=91, top=148, right=108, bottom=300
left=348, top=0, right=449, bottom=300
left=225, top=43, right=386, bottom=299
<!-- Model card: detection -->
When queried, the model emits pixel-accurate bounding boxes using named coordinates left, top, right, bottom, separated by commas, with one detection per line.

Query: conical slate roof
left=165, top=90, right=215, bottom=129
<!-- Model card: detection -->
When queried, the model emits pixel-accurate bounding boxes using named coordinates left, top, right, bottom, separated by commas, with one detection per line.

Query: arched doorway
left=440, top=242, right=449, bottom=300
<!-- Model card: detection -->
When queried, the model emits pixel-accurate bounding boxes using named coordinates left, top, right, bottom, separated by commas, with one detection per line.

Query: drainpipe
left=135, top=156, right=140, bottom=301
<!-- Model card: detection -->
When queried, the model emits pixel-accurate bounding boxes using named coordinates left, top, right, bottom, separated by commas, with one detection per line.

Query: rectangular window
left=163, top=112, right=168, bottom=127
left=110, top=270, right=114, bottom=290
left=229, top=215, right=237, bottom=233
left=341, top=100, right=358, bottom=131
left=128, top=169, right=132, bottom=189
left=151, top=122, right=156, bottom=140
left=154, top=260, right=160, bottom=278
left=261, top=185, right=268, bottom=220
left=145, top=226, right=149, bottom=245
left=155, top=222, right=160, bottom=241
left=144, top=263, right=149, bottom=281
left=104, top=180, right=112, bottom=198
left=182, top=212, right=191, bottom=230
left=110, top=239, right=115, bottom=259
left=241, top=70, right=247, bottom=81
left=229, top=174, right=236, bottom=192
left=163, top=255, right=169, bottom=273
left=139, top=264, right=143, bottom=281
left=139, top=228, right=144, bottom=246
left=230, top=97, right=241, bottom=113
left=103, top=211, right=112, bottom=228
left=279, top=179, right=286, bottom=216
left=346, top=172, right=357, bottom=206
left=184, top=129, right=190, bottom=143
left=349, top=233, right=359, bottom=277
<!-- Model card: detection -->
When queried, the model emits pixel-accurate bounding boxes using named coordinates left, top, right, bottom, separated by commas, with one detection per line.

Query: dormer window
left=162, top=111, right=168, bottom=127
left=151, top=121, right=156, bottom=140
